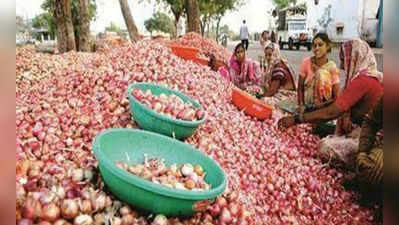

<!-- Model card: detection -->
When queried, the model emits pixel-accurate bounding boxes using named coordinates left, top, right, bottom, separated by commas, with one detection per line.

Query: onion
left=219, top=208, right=232, bottom=223
left=91, top=193, right=106, bottom=211
left=111, top=217, right=122, bottom=225
left=23, top=197, right=42, bottom=220
left=53, top=219, right=72, bottom=225
left=74, top=214, right=93, bottom=225
left=94, top=213, right=106, bottom=225
left=17, top=219, right=33, bottom=225
left=37, top=221, right=52, bottom=225
left=216, top=197, right=227, bottom=208
left=121, top=214, right=134, bottom=225
left=41, top=203, right=60, bottom=222
left=16, top=37, right=377, bottom=225
left=181, top=163, right=194, bottom=176
left=194, top=165, right=204, bottom=176
left=152, top=214, right=167, bottom=225
left=119, top=206, right=131, bottom=216
left=80, top=199, right=92, bottom=214
left=60, top=199, right=78, bottom=219
left=72, top=168, right=84, bottom=182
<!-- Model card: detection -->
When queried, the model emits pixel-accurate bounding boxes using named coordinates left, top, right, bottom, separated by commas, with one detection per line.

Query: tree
left=185, top=0, right=201, bottom=33
left=32, top=13, right=56, bottom=39
left=144, top=12, right=175, bottom=36
left=151, top=0, right=185, bottom=37
left=54, top=0, right=76, bottom=52
left=105, top=22, right=124, bottom=35
left=119, top=0, right=140, bottom=42
left=272, top=0, right=297, bottom=9
left=198, top=0, right=244, bottom=41
left=35, top=0, right=97, bottom=51
left=77, top=0, right=91, bottom=51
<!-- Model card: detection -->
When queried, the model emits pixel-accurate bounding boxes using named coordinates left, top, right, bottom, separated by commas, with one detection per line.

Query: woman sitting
left=262, top=43, right=297, bottom=97
left=219, top=43, right=262, bottom=93
left=278, top=38, right=383, bottom=169
left=297, top=33, right=340, bottom=112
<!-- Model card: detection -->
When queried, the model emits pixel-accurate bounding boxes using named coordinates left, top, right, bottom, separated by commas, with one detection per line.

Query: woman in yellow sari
left=297, top=33, right=340, bottom=112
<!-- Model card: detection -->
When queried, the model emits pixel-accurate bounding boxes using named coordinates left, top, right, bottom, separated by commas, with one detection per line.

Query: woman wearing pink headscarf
left=219, top=43, right=262, bottom=94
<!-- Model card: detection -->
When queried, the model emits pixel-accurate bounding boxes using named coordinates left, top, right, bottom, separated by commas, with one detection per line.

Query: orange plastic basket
left=231, top=87, right=273, bottom=120
left=169, top=45, right=200, bottom=60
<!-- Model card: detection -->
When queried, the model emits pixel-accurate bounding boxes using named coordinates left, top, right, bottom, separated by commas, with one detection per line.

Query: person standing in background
left=240, top=20, right=249, bottom=50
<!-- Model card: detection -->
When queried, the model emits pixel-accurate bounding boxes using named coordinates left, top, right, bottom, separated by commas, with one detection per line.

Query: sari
left=299, top=57, right=340, bottom=107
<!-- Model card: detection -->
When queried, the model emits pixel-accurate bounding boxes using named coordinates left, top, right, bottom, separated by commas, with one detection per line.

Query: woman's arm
left=297, top=75, right=305, bottom=108
left=278, top=102, right=345, bottom=129
left=332, top=83, right=340, bottom=99
left=264, top=80, right=281, bottom=97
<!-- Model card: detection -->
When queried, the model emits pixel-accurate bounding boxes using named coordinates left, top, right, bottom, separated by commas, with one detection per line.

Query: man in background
left=240, top=20, right=249, bottom=50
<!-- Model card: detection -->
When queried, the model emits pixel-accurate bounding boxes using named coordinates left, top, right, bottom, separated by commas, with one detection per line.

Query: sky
left=16, top=0, right=277, bottom=35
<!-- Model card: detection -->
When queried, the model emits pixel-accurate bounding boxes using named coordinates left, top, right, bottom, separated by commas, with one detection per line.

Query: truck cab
left=275, top=6, right=313, bottom=51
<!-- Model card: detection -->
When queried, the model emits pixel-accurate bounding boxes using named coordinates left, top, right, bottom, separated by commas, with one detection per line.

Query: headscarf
left=228, top=53, right=260, bottom=87
left=264, top=42, right=281, bottom=65
left=341, top=38, right=383, bottom=87
left=264, top=43, right=297, bottom=90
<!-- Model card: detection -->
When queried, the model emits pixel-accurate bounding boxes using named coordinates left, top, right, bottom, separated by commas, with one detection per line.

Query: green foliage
left=144, top=12, right=175, bottom=35
left=32, top=13, right=56, bottom=39
left=33, top=0, right=97, bottom=39
left=272, top=0, right=297, bottom=9
left=105, top=22, right=124, bottom=35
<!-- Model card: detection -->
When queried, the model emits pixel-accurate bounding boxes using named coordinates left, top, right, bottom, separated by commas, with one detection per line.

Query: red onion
left=53, top=219, right=72, bottom=225
left=219, top=208, right=232, bottom=223
left=17, top=219, right=33, bottom=225
left=60, top=199, right=78, bottom=219
left=41, top=203, right=60, bottom=222
left=16, top=38, right=378, bottom=225
left=37, top=221, right=52, bottom=225
left=80, top=199, right=92, bottom=214
left=121, top=214, right=134, bottom=225
left=23, top=197, right=42, bottom=220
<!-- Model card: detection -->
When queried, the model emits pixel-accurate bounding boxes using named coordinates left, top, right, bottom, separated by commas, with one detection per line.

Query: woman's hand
left=278, top=116, right=296, bottom=129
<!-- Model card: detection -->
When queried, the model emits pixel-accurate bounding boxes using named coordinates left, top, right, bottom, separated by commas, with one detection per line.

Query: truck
left=275, top=5, right=313, bottom=51
left=306, top=0, right=382, bottom=46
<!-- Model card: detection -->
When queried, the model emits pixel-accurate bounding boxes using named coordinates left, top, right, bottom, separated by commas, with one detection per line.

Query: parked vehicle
left=276, top=6, right=313, bottom=51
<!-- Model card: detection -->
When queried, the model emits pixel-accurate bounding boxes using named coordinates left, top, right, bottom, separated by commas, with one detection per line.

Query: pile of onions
left=169, top=32, right=231, bottom=63
left=131, top=88, right=205, bottom=121
left=16, top=39, right=378, bottom=225
left=116, top=157, right=210, bottom=191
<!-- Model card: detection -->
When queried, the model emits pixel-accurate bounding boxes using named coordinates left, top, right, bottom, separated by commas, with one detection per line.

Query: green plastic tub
left=127, top=82, right=206, bottom=139
left=92, top=128, right=227, bottom=217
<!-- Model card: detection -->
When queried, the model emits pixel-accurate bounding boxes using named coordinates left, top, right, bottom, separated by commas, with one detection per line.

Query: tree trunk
left=200, top=16, right=206, bottom=36
left=119, top=0, right=140, bottom=42
left=54, top=0, right=76, bottom=53
left=54, top=0, right=67, bottom=53
left=64, top=0, right=76, bottom=51
left=216, top=16, right=221, bottom=43
left=78, top=0, right=91, bottom=52
left=172, top=11, right=181, bottom=38
left=185, top=0, right=201, bottom=33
